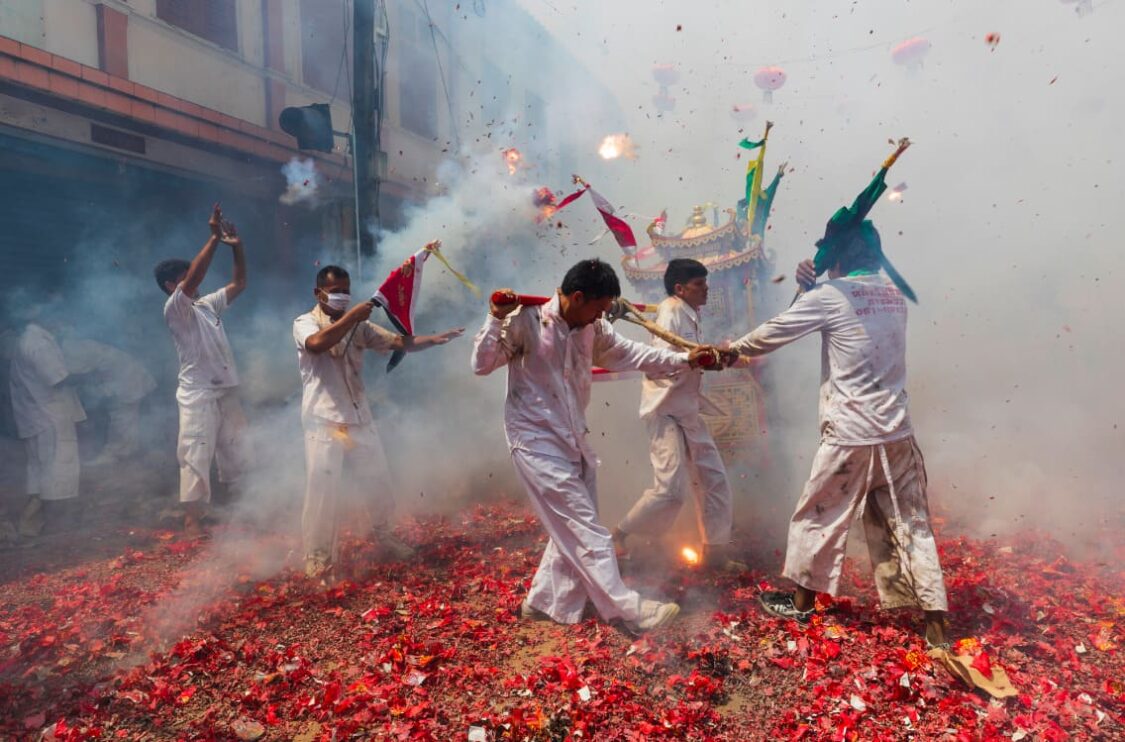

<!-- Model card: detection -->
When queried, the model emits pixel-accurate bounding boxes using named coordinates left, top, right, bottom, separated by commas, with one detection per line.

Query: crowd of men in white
left=4, top=204, right=948, bottom=643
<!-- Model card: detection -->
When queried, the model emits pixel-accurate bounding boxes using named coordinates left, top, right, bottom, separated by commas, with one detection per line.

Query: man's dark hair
left=316, top=265, right=350, bottom=287
left=835, top=225, right=883, bottom=275
left=561, top=258, right=621, bottom=299
left=153, top=259, right=190, bottom=293
left=663, top=258, right=708, bottom=296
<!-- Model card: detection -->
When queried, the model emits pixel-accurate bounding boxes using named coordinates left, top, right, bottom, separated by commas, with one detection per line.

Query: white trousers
left=302, top=421, right=393, bottom=561
left=512, top=449, right=645, bottom=625
left=783, top=437, right=948, bottom=612
left=177, top=389, right=246, bottom=504
left=617, top=414, right=733, bottom=545
left=25, top=416, right=80, bottom=501
left=101, top=402, right=142, bottom=459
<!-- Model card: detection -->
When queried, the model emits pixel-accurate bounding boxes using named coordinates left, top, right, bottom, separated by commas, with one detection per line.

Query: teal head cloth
left=812, top=166, right=917, bottom=303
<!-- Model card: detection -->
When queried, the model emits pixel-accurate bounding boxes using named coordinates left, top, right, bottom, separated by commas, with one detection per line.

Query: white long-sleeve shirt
left=729, top=274, right=913, bottom=445
left=471, top=294, right=690, bottom=463
left=638, top=296, right=706, bottom=421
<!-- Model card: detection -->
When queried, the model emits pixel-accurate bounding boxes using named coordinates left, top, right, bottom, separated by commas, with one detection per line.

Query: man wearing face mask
left=471, top=258, right=721, bottom=633
left=293, top=264, right=463, bottom=578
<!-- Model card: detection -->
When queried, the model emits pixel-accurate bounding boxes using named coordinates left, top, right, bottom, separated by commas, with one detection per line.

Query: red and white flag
left=587, top=187, right=638, bottom=253
left=370, top=247, right=430, bottom=372
left=548, top=181, right=638, bottom=255
left=371, top=246, right=429, bottom=336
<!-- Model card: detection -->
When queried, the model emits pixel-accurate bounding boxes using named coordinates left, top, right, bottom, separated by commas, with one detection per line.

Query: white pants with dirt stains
left=617, top=413, right=733, bottom=545
left=25, top=415, right=80, bottom=501
left=782, top=436, right=948, bottom=612
left=177, top=389, right=246, bottom=504
left=302, top=421, right=393, bottom=561
left=512, top=449, right=646, bottom=625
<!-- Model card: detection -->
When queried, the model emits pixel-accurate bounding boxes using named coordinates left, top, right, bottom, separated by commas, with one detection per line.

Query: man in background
left=61, top=334, right=156, bottom=464
left=612, top=258, right=741, bottom=571
left=154, top=204, right=247, bottom=535
left=8, top=315, right=86, bottom=535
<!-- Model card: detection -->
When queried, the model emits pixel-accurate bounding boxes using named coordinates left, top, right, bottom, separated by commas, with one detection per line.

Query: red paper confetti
left=0, top=504, right=1120, bottom=740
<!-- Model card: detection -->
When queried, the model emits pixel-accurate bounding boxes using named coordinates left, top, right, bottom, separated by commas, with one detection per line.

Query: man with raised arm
left=727, top=232, right=948, bottom=647
left=472, top=258, right=719, bottom=633
left=154, top=204, right=247, bottom=535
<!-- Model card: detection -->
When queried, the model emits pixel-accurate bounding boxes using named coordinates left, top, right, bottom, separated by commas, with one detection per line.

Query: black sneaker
left=759, top=591, right=814, bottom=625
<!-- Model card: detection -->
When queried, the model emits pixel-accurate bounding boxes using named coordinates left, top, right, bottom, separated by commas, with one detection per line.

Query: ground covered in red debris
left=0, top=501, right=1121, bottom=741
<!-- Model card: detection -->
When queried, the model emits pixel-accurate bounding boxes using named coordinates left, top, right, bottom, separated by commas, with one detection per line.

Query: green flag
left=738, top=137, right=768, bottom=229
left=751, top=168, right=784, bottom=237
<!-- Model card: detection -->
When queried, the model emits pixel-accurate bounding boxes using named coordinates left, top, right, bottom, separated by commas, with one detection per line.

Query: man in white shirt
left=472, top=259, right=718, bottom=633
left=613, top=259, right=738, bottom=569
left=726, top=230, right=947, bottom=646
left=154, top=204, right=247, bottom=535
left=61, top=335, right=156, bottom=463
left=294, top=264, right=462, bottom=578
left=9, top=319, right=86, bottom=534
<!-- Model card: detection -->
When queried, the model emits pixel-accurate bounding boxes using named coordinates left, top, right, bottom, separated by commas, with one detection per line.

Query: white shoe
left=631, top=600, right=680, bottom=632
left=519, top=602, right=554, bottom=622
left=305, top=552, right=331, bottom=578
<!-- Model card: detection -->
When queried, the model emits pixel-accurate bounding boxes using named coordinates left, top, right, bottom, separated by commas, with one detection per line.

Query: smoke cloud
left=3, top=0, right=1121, bottom=637
left=279, top=158, right=321, bottom=207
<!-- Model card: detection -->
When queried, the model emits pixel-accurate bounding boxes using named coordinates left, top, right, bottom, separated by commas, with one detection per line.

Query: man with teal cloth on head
left=723, top=139, right=950, bottom=648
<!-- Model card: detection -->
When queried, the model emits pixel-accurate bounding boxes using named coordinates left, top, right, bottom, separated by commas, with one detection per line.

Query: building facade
left=0, top=0, right=621, bottom=472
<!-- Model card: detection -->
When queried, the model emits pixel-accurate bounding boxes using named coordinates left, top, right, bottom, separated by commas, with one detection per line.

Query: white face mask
left=322, top=292, right=350, bottom=311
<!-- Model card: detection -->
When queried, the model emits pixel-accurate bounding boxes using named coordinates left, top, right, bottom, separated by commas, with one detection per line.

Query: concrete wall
left=3, top=0, right=620, bottom=205
left=43, top=0, right=99, bottom=67
left=0, top=0, right=47, bottom=48
left=127, top=21, right=267, bottom=125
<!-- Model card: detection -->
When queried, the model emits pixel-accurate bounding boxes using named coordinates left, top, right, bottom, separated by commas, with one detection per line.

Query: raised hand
left=208, top=203, right=223, bottom=236
left=489, top=289, right=519, bottom=320
left=796, top=259, right=817, bottom=291
left=219, top=219, right=241, bottom=247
